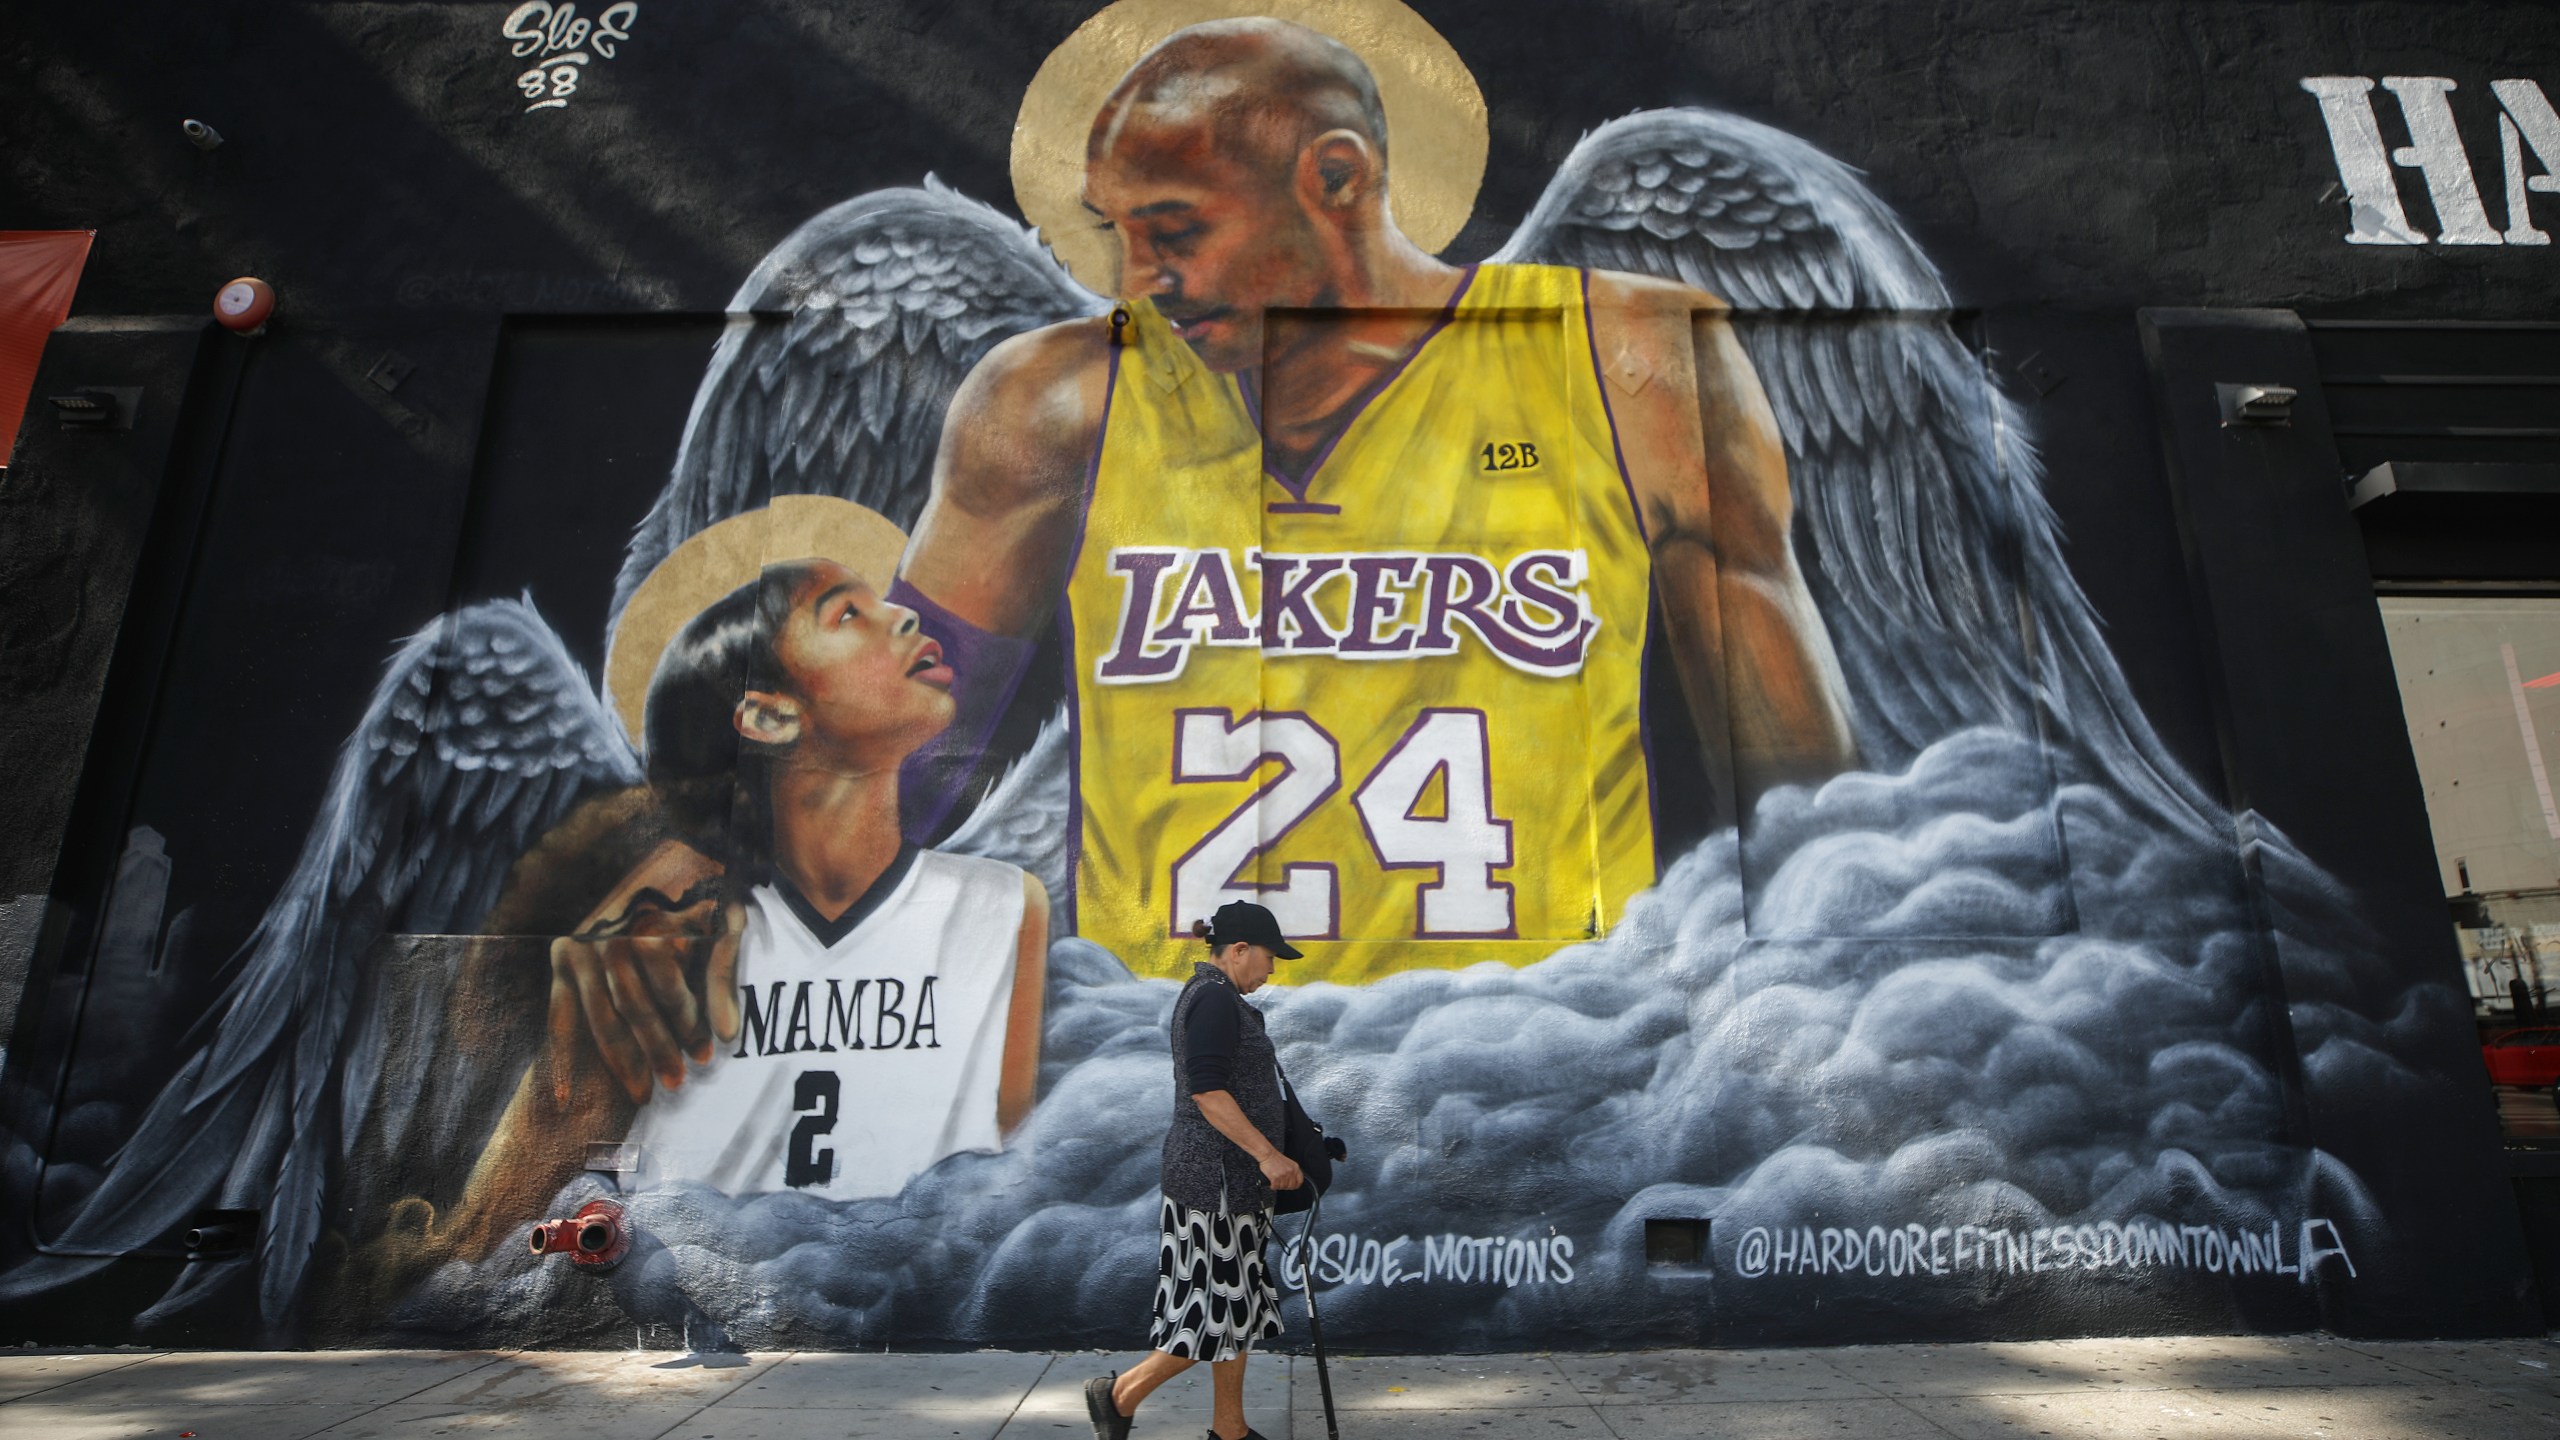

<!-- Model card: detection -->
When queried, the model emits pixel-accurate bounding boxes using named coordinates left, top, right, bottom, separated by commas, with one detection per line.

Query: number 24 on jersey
left=1171, top=707, right=1516, bottom=940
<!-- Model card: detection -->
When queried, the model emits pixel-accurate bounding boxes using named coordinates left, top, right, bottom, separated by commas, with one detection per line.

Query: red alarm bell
left=213, top=276, right=275, bottom=335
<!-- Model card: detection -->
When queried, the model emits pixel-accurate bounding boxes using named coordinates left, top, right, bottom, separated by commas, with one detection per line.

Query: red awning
left=0, top=230, right=96, bottom=466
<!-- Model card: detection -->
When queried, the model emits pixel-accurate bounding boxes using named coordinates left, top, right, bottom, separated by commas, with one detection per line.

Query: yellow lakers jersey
left=1066, top=264, right=1655, bottom=985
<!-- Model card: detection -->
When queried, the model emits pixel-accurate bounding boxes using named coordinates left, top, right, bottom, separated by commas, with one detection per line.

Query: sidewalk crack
left=642, top=1350, right=800, bottom=1440
left=991, top=1351, right=1058, bottom=1436
left=0, top=1350, right=171, bottom=1407
left=383, top=1351, right=509, bottom=1406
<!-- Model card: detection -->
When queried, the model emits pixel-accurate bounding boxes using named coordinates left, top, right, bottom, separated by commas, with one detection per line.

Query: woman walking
left=1087, top=900, right=1305, bottom=1440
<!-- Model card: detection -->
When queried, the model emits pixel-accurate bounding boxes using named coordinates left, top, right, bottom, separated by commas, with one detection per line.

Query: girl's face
left=746, top=561, right=956, bottom=768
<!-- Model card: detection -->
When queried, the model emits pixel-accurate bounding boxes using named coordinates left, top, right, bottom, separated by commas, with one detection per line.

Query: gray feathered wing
left=942, top=704, right=1073, bottom=915
left=608, top=180, right=1107, bottom=641
left=0, top=599, right=636, bottom=1329
left=1493, top=108, right=2218, bottom=828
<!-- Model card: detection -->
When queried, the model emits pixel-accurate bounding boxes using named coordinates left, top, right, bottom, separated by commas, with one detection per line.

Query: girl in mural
left=1088, top=900, right=1302, bottom=1440
left=419, top=551, right=1050, bottom=1265
left=617, top=556, right=1049, bottom=1198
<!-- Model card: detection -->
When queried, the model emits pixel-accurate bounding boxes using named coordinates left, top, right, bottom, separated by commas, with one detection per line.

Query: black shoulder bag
left=1272, top=1062, right=1347, bottom=1215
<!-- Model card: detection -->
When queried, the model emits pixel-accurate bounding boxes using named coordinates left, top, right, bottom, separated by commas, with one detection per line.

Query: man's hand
left=547, top=839, right=744, bottom=1104
left=1258, top=1151, right=1306, bottom=1194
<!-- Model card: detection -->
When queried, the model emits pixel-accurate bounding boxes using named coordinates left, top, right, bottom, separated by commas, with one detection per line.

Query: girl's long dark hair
left=643, top=561, right=823, bottom=870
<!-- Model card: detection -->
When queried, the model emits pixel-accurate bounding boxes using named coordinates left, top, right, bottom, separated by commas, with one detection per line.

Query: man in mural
left=887, top=16, right=1856, bottom=981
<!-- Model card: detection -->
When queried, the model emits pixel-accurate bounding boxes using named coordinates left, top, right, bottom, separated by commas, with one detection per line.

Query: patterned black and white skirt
left=1147, top=1197, right=1284, bottom=1361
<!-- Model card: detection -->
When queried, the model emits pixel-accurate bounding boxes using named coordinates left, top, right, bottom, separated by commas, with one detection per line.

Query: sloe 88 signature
left=502, top=1, right=639, bottom=112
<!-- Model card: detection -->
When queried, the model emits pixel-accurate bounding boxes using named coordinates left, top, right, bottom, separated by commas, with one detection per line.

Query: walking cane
left=1293, top=1189, right=1342, bottom=1440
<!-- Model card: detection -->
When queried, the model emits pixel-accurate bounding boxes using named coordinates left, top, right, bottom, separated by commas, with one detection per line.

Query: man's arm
left=893, top=320, right=1114, bottom=838
left=899, top=318, right=1115, bottom=635
left=333, top=960, right=642, bottom=1304
left=471, top=870, right=738, bottom=1245
left=545, top=841, right=740, bottom=1103
left=436, top=1029, right=638, bottom=1262
left=1589, top=272, right=1856, bottom=825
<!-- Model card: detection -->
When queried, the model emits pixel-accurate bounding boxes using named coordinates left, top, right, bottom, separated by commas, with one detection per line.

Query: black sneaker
left=1084, top=1373, right=1131, bottom=1440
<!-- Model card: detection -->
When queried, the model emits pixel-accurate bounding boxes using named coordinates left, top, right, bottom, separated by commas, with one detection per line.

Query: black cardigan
left=1162, top=962, right=1285, bottom=1213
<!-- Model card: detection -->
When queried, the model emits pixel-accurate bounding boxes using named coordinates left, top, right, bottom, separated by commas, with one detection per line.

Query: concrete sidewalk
left=1, top=1333, right=2555, bottom=1439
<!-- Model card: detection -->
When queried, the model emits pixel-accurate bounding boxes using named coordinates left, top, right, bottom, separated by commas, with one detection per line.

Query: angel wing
left=608, top=179, right=1108, bottom=634
left=940, top=704, right=1073, bottom=917
left=0, top=599, right=636, bottom=1329
left=1493, top=109, right=2218, bottom=828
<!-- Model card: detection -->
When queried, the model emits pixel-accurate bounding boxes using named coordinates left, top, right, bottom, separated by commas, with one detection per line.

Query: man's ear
left=733, top=691, right=802, bottom=749
left=1299, top=129, right=1378, bottom=210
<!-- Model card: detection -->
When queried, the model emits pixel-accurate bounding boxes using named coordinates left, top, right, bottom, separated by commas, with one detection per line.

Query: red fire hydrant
left=529, top=1199, right=630, bottom=1270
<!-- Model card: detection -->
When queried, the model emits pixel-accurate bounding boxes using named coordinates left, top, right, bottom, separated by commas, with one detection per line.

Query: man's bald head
left=1090, top=17, right=1388, bottom=184
left=1078, top=18, right=1423, bottom=369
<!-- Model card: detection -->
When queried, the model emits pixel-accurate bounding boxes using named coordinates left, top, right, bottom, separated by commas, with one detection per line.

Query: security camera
left=182, top=119, right=223, bottom=151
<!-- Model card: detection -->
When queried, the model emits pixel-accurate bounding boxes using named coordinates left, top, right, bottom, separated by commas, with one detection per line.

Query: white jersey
left=627, top=847, right=1028, bottom=1201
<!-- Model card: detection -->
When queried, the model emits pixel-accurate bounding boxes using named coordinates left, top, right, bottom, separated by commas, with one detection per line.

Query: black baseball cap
left=1210, top=900, right=1304, bottom=960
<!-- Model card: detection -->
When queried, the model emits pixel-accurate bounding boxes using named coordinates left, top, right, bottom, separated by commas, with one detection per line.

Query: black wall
left=8, top=0, right=2556, bottom=984
left=3, top=0, right=2556, bottom=1347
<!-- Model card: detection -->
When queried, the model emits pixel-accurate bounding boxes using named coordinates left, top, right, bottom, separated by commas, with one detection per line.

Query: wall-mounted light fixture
left=182, top=119, right=224, bottom=151
left=48, top=390, right=119, bottom=429
left=46, top=387, right=140, bottom=431
left=2217, top=382, right=2299, bottom=428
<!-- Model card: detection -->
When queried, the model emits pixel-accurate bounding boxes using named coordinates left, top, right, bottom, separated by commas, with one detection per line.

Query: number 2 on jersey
left=1171, top=709, right=1515, bottom=939
left=786, top=1071, right=839, bottom=1189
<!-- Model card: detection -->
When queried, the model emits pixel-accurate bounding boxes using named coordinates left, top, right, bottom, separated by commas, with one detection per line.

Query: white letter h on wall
left=2302, top=76, right=2560, bottom=246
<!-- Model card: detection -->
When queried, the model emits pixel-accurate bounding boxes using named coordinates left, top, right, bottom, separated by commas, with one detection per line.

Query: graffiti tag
left=1280, top=1230, right=1578, bottom=1289
left=1731, top=1218, right=2357, bottom=1284
left=503, top=1, right=639, bottom=113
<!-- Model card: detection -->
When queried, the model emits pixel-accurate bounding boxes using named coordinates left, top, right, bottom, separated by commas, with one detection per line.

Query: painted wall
left=2, top=0, right=2557, bottom=1352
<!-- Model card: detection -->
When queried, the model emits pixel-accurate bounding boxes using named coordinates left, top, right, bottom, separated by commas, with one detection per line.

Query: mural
left=0, top=0, right=2484, bottom=1349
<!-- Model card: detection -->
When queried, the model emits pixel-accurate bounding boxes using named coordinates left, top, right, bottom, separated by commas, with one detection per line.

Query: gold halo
left=1012, top=0, right=1489, bottom=296
left=605, top=495, right=908, bottom=745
